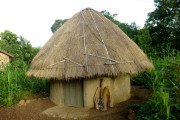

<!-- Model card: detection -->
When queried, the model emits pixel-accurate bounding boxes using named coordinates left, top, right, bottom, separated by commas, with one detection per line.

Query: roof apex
left=26, top=8, right=153, bottom=80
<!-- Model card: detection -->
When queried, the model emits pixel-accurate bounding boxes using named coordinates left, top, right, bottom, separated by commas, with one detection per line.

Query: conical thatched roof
left=26, top=8, right=153, bottom=80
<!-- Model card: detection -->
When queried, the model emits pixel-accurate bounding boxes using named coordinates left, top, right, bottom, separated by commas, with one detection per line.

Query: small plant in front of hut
left=0, top=61, right=50, bottom=106
left=0, top=63, right=24, bottom=106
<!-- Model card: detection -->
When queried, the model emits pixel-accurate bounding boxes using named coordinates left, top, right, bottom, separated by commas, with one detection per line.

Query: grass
left=131, top=50, right=180, bottom=120
left=0, top=61, right=49, bottom=106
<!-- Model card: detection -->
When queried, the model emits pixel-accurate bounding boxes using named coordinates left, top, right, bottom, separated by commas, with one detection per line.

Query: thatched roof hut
left=27, top=8, right=153, bottom=108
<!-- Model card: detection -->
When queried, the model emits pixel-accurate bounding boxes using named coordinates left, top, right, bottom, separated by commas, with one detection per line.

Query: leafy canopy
left=50, top=19, right=67, bottom=33
left=146, top=0, right=180, bottom=51
left=0, top=30, right=39, bottom=64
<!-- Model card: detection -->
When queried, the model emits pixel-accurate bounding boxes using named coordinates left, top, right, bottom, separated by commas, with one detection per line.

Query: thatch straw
left=26, top=8, right=153, bottom=80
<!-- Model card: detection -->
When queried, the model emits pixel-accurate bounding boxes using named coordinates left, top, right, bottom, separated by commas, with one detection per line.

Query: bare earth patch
left=0, top=86, right=152, bottom=120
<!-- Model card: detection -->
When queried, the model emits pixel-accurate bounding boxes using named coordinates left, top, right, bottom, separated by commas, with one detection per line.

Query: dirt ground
left=0, top=86, right=152, bottom=120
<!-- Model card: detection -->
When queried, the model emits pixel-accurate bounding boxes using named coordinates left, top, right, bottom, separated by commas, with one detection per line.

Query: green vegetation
left=101, top=10, right=139, bottom=39
left=51, top=19, right=67, bottom=33
left=0, top=30, right=39, bottom=64
left=0, top=30, right=49, bottom=106
left=131, top=50, right=180, bottom=120
left=0, top=0, right=179, bottom=119
left=100, top=0, right=180, bottom=119
left=0, top=62, right=49, bottom=106
left=131, top=0, right=179, bottom=119
left=146, top=0, right=180, bottom=52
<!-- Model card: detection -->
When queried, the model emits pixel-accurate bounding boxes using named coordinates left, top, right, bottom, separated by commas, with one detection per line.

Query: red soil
left=0, top=86, right=152, bottom=120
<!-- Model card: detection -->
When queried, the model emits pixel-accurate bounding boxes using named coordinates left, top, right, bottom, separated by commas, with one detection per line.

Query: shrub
left=132, top=51, right=180, bottom=120
left=0, top=61, right=49, bottom=106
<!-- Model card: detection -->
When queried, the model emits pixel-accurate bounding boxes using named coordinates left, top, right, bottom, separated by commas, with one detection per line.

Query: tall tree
left=146, top=0, right=180, bottom=51
left=19, top=36, right=39, bottom=64
left=50, top=11, right=139, bottom=39
left=101, top=10, right=139, bottom=39
left=0, top=30, right=39, bottom=64
left=134, top=28, right=152, bottom=54
left=0, top=30, right=18, bottom=44
left=50, top=19, right=67, bottom=33
left=0, top=30, right=21, bottom=58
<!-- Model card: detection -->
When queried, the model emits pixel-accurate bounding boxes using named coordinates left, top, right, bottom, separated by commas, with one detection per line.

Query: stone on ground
left=42, top=105, right=90, bottom=119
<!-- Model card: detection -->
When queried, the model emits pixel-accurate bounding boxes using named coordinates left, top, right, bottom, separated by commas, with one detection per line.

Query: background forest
left=0, top=0, right=179, bottom=120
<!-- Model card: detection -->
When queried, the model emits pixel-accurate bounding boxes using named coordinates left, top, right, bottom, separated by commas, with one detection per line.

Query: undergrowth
left=0, top=61, right=49, bottom=106
left=131, top=50, right=180, bottom=120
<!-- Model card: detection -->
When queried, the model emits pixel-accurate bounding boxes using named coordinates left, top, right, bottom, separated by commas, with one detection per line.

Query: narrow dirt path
left=0, top=86, right=152, bottom=120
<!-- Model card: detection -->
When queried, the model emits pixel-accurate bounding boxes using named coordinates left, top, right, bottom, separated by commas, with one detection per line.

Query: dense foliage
left=101, top=10, right=139, bottom=39
left=0, top=0, right=179, bottom=119
left=131, top=0, right=179, bottom=119
left=146, top=0, right=180, bottom=52
left=0, top=61, right=49, bottom=106
left=0, top=30, right=49, bottom=106
left=50, top=19, right=67, bottom=33
left=101, top=1, right=180, bottom=119
left=132, top=50, right=180, bottom=120
left=0, top=30, right=39, bottom=64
